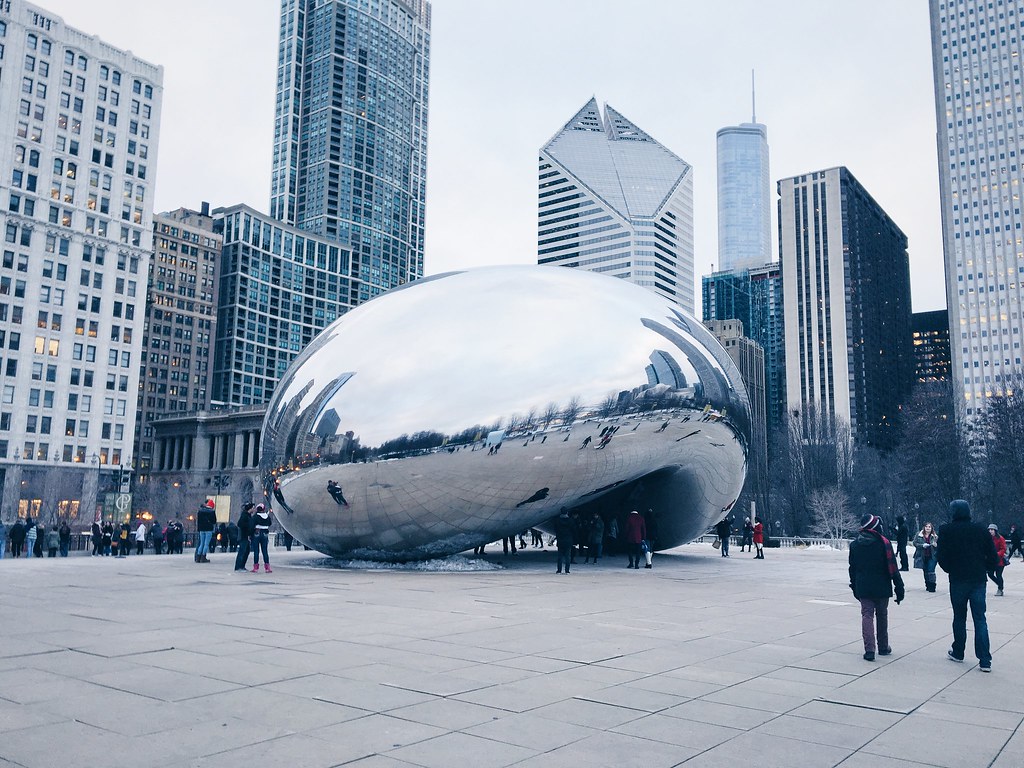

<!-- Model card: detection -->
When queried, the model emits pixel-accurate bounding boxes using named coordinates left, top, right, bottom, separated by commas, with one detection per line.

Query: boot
left=264, top=563, right=272, bottom=573
left=252, top=563, right=260, bottom=573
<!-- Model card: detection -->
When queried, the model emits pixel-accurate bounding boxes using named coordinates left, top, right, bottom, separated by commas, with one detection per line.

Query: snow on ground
left=306, top=554, right=504, bottom=571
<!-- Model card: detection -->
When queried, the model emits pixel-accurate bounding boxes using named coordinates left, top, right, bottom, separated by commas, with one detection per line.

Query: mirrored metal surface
left=261, top=266, right=750, bottom=561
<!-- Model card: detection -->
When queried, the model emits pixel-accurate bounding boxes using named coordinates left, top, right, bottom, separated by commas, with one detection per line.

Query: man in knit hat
left=937, top=499, right=998, bottom=671
left=848, top=513, right=905, bottom=661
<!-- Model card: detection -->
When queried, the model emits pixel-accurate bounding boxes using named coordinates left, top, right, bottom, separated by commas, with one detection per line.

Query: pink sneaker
left=264, top=563, right=272, bottom=573
left=251, top=564, right=260, bottom=573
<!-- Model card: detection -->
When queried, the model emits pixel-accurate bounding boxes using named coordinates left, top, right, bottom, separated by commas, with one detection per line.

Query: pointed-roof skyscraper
left=537, top=99, right=695, bottom=313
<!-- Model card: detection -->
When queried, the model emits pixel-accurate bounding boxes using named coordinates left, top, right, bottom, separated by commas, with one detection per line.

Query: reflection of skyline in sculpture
left=261, top=266, right=749, bottom=560
left=646, top=350, right=688, bottom=389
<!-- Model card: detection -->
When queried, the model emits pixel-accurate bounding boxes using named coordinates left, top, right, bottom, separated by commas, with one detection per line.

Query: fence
left=695, top=534, right=852, bottom=551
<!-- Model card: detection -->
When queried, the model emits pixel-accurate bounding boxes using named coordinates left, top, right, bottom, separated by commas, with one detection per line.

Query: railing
left=695, top=534, right=852, bottom=551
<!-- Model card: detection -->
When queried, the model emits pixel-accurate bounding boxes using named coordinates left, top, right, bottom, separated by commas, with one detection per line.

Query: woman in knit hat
left=848, top=514, right=905, bottom=661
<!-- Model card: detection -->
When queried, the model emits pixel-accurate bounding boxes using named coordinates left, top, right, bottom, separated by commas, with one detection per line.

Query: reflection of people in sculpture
left=656, top=420, right=669, bottom=432
left=327, top=480, right=349, bottom=507
left=579, top=435, right=592, bottom=449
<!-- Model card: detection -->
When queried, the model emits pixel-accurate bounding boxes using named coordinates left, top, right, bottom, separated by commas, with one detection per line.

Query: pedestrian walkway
left=1, top=544, right=1021, bottom=767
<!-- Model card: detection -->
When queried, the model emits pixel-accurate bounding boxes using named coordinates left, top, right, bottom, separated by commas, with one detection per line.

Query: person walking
left=195, top=500, right=216, bottom=563
left=937, top=499, right=998, bottom=672
left=893, top=515, right=910, bottom=572
left=715, top=517, right=731, bottom=558
left=912, top=521, right=939, bottom=592
left=25, top=516, right=37, bottom=558
left=45, top=525, right=59, bottom=557
left=753, top=517, right=765, bottom=559
left=227, top=520, right=239, bottom=553
left=134, top=520, right=147, bottom=555
left=624, top=509, right=646, bottom=569
left=117, top=521, right=131, bottom=557
left=9, top=518, right=25, bottom=557
left=849, top=514, right=905, bottom=661
left=1008, top=523, right=1023, bottom=560
left=987, top=524, right=1007, bottom=597
left=234, top=502, right=254, bottom=571
left=58, top=521, right=71, bottom=557
left=250, top=503, right=272, bottom=573
left=554, top=508, right=574, bottom=574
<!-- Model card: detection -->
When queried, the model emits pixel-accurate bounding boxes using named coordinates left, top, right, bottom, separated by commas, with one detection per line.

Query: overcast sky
left=41, top=0, right=944, bottom=312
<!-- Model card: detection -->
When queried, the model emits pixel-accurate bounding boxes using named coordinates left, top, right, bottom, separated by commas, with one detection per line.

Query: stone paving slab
left=1, top=544, right=1022, bottom=767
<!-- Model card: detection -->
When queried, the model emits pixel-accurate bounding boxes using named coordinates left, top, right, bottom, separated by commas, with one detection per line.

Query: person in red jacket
left=988, top=524, right=1007, bottom=597
left=623, top=510, right=646, bottom=570
left=753, top=517, right=765, bottom=559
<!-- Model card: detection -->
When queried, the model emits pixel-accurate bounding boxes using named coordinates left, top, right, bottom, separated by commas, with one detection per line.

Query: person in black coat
left=234, top=502, right=254, bottom=572
left=553, top=508, right=575, bottom=574
left=849, top=514, right=905, bottom=661
left=937, top=499, right=998, bottom=671
left=893, top=516, right=910, bottom=571
left=9, top=519, right=26, bottom=557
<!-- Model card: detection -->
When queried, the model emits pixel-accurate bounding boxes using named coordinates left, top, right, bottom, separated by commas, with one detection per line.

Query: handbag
left=712, top=538, right=721, bottom=549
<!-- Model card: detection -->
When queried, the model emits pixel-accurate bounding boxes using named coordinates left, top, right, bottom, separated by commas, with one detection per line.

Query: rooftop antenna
left=751, top=69, right=757, bottom=123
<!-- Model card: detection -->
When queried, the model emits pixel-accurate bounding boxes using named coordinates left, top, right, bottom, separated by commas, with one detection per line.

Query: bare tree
left=541, top=402, right=560, bottom=430
left=809, top=486, right=859, bottom=546
left=561, top=396, right=583, bottom=427
left=598, top=393, right=618, bottom=419
left=523, top=407, right=537, bottom=430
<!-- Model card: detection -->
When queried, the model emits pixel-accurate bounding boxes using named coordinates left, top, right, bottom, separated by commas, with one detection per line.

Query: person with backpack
left=58, top=521, right=71, bottom=557
left=10, top=518, right=26, bottom=558
left=849, top=514, right=905, bottom=661
left=150, top=521, right=165, bottom=556
left=195, top=500, right=216, bottom=563
left=45, top=524, right=59, bottom=557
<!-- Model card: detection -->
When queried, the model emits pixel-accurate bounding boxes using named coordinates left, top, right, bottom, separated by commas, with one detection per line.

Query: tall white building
left=538, top=98, right=695, bottom=314
left=930, top=0, right=1024, bottom=414
left=0, top=1, right=162, bottom=520
left=716, top=119, right=770, bottom=272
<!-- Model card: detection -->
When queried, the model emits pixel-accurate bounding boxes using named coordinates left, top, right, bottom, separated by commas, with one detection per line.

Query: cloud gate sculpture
left=261, top=266, right=750, bottom=561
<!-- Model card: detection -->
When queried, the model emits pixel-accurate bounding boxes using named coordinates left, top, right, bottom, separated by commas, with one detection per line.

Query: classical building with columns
left=142, top=405, right=266, bottom=521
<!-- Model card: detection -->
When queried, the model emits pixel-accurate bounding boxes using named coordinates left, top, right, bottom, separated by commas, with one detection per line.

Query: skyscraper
left=0, top=1, right=162, bottom=519
left=930, top=0, right=1024, bottom=414
left=134, top=206, right=221, bottom=484
left=780, top=167, right=913, bottom=448
left=270, top=0, right=431, bottom=303
left=716, top=110, right=770, bottom=272
left=911, top=309, right=952, bottom=385
left=702, top=263, right=784, bottom=430
left=538, top=98, right=695, bottom=314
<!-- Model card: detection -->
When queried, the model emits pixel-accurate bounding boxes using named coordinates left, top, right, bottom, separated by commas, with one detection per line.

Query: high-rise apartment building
left=212, top=204, right=353, bottom=406
left=134, top=206, right=220, bottom=484
left=716, top=120, right=770, bottom=272
left=930, top=1, right=1024, bottom=413
left=270, top=0, right=430, bottom=303
left=538, top=98, right=695, bottom=314
left=0, top=1, right=162, bottom=520
left=702, top=263, right=784, bottom=430
left=912, top=309, right=952, bottom=385
left=780, top=167, right=913, bottom=448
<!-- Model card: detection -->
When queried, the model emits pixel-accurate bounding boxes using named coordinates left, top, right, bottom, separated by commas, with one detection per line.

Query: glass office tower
left=270, top=0, right=430, bottom=303
left=716, top=121, right=770, bottom=272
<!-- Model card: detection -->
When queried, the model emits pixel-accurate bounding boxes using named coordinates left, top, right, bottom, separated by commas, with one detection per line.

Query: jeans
left=556, top=543, right=572, bottom=572
left=0, top=537, right=5, bottom=559
left=720, top=535, right=729, bottom=556
left=59, top=541, right=69, bottom=557
left=987, top=566, right=1004, bottom=592
left=859, top=597, right=889, bottom=653
left=949, top=580, right=991, bottom=664
left=234, top=537, right=251, bottom=570
left=251, top=532, right=269, bottom=566
left=196, top=530, right=213, bottom=557
left=923, top=556, right=937, bottom=587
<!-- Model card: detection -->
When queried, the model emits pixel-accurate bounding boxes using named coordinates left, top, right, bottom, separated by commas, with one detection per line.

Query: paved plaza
left=1, top=543, right=1021, bottom=768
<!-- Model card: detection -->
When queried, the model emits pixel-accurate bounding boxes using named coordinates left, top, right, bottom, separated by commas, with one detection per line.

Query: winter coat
left=937, top=518, right=998, bottom=583
left=10, top=521, right=26, bottom=544
left=624, top=512, right=647, bottom=545
left=849, top=531, right=905, bottom=601
left=236, top=510, right=253, bottom=539
left=753, top=522, right=764, bottom=545
left=196, top=505, right=217, bottom=532
left=715, top=518, right=731, bottom=539
left=45, top=528, right=59, bottom=549
left=553, top=514, right=575, bottom=547
left=252, top=509, right=272, bottom=533
left=992, top=534, right=1007, bottom=567
left=588, top=517, right=604, bottom=545
left=912, top=530, right=938, bottom=561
